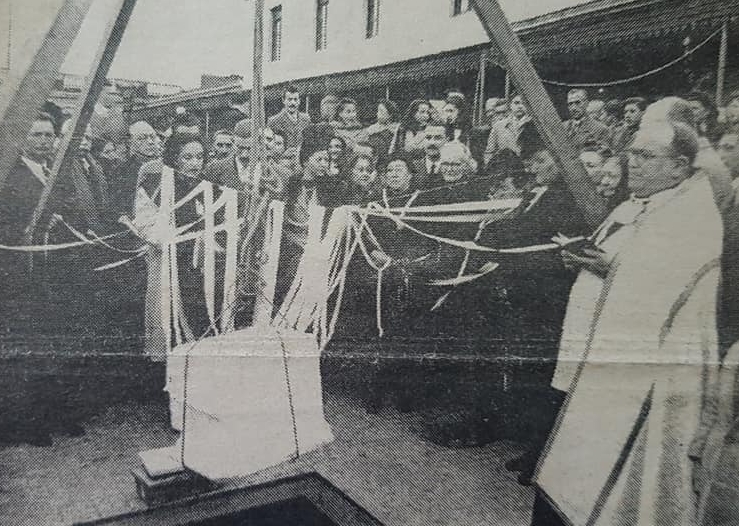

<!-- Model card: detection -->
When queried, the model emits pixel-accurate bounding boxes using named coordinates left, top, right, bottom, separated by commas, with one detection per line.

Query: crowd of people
left=2, top=80, right=739, bottom=524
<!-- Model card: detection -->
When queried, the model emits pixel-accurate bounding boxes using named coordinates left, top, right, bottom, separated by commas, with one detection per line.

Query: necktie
left=40, top=163, right=51, bottom=186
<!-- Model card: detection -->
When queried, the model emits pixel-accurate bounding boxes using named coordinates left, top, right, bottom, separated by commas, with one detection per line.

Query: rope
left=540, top=27, right=722, bottom=88
left=174, top=221, right=305, bottom=467
left=279, top=338, right=301, bottom=459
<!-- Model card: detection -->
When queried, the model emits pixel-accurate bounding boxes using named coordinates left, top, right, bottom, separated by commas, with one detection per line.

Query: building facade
left=133, top=0, right=738, bottom=134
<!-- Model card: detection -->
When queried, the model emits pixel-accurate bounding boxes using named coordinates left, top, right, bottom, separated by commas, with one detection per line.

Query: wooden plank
left=251, top=0, right=266, bottom=140
left=0, top=0, right=95, bottom=191
left=24, top=0, right=139, bottom=243
left=471, top=0, right=608, bottom=227
left=716, top=19, right=728, bottom=106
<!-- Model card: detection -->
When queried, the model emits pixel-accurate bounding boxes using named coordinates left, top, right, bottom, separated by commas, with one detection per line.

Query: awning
left=137, top=0, right=736, bottom=111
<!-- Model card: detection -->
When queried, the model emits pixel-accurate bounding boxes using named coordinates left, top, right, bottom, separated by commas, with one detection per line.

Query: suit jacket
left=0, top=158, right=47, bottom=245
left=564, top=115, right=612, bottom=150
left=611, top=123, right=637, bottom=153
left=110, top=156, right=144, bottom=218
left=472, top=181, right=587, bottom=273
left=267, top=110, right=312, bottom=148
left=411, top=157, right=443, bottom=191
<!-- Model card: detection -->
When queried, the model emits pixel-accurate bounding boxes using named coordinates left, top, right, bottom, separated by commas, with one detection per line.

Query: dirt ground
left=0, top=390, right=535, bottom=525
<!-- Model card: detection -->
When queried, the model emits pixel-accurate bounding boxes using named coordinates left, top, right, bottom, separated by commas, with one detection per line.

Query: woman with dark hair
left=442, top=93, right=470, bottom=146
left=328, top=136, right=348, bottom=177
left=343, top=152, right=381, bottom=205
left=366, top=100, right=400, bottom=162
left=350, top=152, right=436, bottom=412
left=390, top=99, right=431, bottom=156
left=685, top=90, right=721, bottom=144
left=134, top=133, right=211, bottom=357
left=332, top=98, right=369, bottom=150
left=381, top=153, right=416, bottom=198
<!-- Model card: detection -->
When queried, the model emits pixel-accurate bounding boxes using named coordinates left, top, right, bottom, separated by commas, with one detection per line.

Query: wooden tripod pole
left=251, top=0, right=266, bottom=156
left=470, top=0, right=607, bottom=227
left=24, top=0, right=139, bottom=245
left=0, top=0, right=95, bottom=192
left=716, top=19, right=729, bottom=107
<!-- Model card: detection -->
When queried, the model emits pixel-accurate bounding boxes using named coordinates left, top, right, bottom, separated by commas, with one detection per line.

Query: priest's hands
left=561, top=248, right=610, bottom=277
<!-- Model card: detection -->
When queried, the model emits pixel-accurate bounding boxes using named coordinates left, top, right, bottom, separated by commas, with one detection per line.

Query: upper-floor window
left=270, top=5, right=282, bottom=62
left=316, top=0, right=329, bottom=51
left=366, top=0, right=380, bottom=39
left=452, top=0, right=470, bottom=16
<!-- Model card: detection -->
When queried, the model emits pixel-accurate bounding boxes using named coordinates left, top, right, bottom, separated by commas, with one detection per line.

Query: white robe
left=551, top=199, right=646, bottom=392
left=536, top=175, right=724, bottom=526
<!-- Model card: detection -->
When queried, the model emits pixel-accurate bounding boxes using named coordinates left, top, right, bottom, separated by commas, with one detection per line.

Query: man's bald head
left=439, top=142, right=476, bottom=182
left=128, top=121, right=159, bottom=160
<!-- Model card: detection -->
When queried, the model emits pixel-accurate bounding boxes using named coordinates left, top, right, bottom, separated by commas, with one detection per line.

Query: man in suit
left=210, top=129, right=234, bottom=161
left=109, top=120, right=160, bottom=218
left=411, top=121, right=448, bottom=190
left=0, top=112, right=58, bottom=245
left=0, top=114, right=107, bottom=445
left=267, top=85, right=311, bottom=149
left=612, top=97, right=646, bottom=153
left=564, top=89, right=613, bottom=150
left=203, top=119, right=251, bottom=190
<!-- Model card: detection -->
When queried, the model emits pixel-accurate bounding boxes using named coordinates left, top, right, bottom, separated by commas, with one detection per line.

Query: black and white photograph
left=0, top=0, right=738, bottom=524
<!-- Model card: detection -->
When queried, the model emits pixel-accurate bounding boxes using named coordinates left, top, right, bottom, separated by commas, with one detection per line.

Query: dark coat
left=203, top=155, right=242, bottom=189
left=564, top=115, right=613, bottom=150
left=411, top=157, right=442, bottom=191
left=109, top=156, right=144, bottom=218
left=429, top=181, right=588, bottom=347
left=0, top=158, right=47, bottom=245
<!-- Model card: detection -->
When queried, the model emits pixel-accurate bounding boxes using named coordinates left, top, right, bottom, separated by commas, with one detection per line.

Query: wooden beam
left=0, top=0, right=95, bottom=192
left=251, top=0, right=266, bottom=138
left=470, top=0, right=608, bottom=227
left=25, top=0, right=139, bottom=243
left=716, top=19, right=728, bottom=106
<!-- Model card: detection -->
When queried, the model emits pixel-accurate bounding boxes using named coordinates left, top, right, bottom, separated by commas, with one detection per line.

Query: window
left=270, top=5, right=282, bottom=62
left=366, top=0, right=380, bottom=39
left=452, top=0, right=470, bottom=16
left=316, top=0, right=329, bottom=51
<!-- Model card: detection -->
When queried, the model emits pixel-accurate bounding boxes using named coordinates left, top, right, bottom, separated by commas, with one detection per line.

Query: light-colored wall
left=260, top=0, right=600, bottom=86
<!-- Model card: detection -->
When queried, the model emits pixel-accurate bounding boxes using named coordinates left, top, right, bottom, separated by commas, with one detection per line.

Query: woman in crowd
left=390, top=99, right=432, bottom=156
left=578, top=143, right=611, bottom=183
left=91, top=138, right=121, bottom=180
left=685, top=90, right=722, bottom=144
left=344, top=152, right=381, bottom=205
left=328, top=136, right=348, bottom=177
left=725, top=90, right=739, bottom=134
left=381, top=154, right=416, bottom=199
left=597, top=155, right=628, bottom=206
left=579, top=143, right=628, bottom=210
left=601, top=99, right=623, bottom=128
left=442, top=93, right=470, bottom=146
left=332, top=98, right=369, bottom=151
left=133, top=133, right=211, bottom=358
left=366, top=100, right=400, bottom=163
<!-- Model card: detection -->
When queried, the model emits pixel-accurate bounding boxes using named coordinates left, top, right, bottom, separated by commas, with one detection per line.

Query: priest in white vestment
left=532, top=120, right=726, bottom=526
